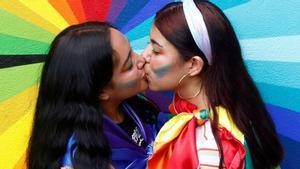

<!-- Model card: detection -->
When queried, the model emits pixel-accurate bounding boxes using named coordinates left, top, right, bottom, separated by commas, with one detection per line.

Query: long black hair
left=154, top=1, right=283, bottom=168
left=27, top=22, right=114, bottom=169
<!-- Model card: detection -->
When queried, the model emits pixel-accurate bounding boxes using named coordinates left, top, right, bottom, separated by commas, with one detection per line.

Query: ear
left=187, top=56, right=204, bottom=77
left=98, top=90, right=110, bottom=101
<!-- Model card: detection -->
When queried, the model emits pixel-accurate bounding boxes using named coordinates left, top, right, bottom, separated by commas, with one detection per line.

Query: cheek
left=151, top=56, right=173, bottom=75
left=148, top=55, right=184, bottom=91
left=115, top=69, right=140, bottom=90
left=117, top=79, right=138, bottom=89
left=148, top=75, right=178, bottom=91
left=151, top=55, right=182, bottom=79
left=153, top=64, right=172, bottom=78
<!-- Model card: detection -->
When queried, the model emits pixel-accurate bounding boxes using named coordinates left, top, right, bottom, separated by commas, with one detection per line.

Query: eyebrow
left=122, top=48, right=132, bottom=67
left=150, top=39, right=163, bottom=48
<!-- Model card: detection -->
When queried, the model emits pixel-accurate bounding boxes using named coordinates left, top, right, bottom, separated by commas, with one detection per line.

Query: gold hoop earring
left=177, top=73, right=201, bottom=100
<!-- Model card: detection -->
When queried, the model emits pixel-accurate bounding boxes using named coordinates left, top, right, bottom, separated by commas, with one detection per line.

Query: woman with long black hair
left=139, top=0, right=284, bottom=168
left=27, top=22, right=160, bottom=169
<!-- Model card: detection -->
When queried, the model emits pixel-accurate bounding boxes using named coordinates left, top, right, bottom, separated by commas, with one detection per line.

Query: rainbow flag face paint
left=153, top=64, right=172, bottom=78
left=116, top=78, right=138, bottom=89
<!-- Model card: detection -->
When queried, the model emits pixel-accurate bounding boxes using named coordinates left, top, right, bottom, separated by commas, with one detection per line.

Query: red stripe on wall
left=82, top=0, right=111, bottom=22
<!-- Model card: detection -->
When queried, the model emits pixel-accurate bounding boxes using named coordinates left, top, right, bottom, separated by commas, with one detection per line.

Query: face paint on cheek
left=153, top=64, right=172, bottom=78
left=116, top=78, right=138, bottom=89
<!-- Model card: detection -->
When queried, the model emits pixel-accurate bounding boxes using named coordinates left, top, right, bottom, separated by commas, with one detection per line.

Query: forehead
left=150, top=26, right=171, bottom=48
left=150, top=25, right=181, bottom=55
left=110, top=28, right=130, bottom=65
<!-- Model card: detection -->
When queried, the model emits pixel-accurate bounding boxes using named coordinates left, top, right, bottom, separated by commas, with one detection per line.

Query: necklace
left=172, top=93, right=209, bottom=120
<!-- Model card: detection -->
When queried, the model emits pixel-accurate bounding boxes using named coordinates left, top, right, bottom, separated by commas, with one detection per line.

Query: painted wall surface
left=0, top=0, right=299, bottom=168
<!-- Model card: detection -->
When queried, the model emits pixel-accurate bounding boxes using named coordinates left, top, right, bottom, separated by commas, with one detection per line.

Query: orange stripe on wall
left=13, top=152, right=27, bottom=169
left=48, top=0, right=78, bottom=25
left=67, top=0, right=86, bottom=23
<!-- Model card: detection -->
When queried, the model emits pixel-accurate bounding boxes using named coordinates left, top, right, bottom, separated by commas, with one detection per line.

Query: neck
left=188, top=91, right=208, bottom=110
left=176, top=76, right=208, bottom=110
left=100, top=99, right=124, bottom=123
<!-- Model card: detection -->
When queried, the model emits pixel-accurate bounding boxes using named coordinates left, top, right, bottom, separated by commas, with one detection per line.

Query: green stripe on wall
left=0, top=63, right=43, bottom=102
left=0, top=8, right=55, bottom=43
left=0, top=33, right=50, bottom=54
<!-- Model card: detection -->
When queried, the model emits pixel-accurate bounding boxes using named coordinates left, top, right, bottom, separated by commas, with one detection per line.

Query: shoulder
left=61, top=134, right=77, bottom=168
left=216, top=106, right=244, bottom=143
left=61, top=167, right=73, bottom=169
left=126, top=94, right=159, bottom=123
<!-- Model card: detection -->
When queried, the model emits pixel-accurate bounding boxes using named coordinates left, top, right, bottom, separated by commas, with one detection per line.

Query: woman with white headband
left=138, top=0, right=283, bottom=168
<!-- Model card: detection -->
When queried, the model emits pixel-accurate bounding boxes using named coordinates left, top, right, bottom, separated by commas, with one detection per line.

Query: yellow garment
left=155, top=106, right=244, bottom=152
left=217, top=107, right=244, bottom=143
left=154, top=112, right=194, bottom=151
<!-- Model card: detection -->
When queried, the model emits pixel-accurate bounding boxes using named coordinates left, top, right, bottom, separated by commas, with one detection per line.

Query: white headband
left=182, top=0, right=212, bottom=64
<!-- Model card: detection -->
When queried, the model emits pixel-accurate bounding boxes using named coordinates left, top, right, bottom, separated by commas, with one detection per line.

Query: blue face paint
left=117, top=79, right=138, bottom=89
left=153, top=65, right=172, bottom=78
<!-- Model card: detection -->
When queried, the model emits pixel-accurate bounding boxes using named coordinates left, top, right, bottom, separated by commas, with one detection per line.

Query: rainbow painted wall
left=0, top=0, right=299, bottom=168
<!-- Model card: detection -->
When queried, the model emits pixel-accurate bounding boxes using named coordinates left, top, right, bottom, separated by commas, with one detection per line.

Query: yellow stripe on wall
left=0, top=85, right=38, bottom=168
left=18, top=0, right=69, bottom=30
left=0, top=108, right=34, bottom=169
left=0, top=85, right=39, bottom=135
left=13, top=152, right=27, bottom=169
left=0, top=0, right=60, bottom=34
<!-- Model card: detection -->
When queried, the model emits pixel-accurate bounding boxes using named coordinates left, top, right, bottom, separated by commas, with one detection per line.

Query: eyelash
left=127, top=60, right=133, bottom=70
left=123, top=57, right=133, bottom=72
left=152, top=49, right=159, bottom=55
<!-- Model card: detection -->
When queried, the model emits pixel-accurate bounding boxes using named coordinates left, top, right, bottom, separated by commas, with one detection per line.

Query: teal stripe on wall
left=241, top=35, right=300, bottom=62
left=211, top=0, right=250, bottom=10
left=224, top=0, right=300, bottom=39
left=246, top=60, right=300, bottom=89
left=126, top=16, right=154, bottom=41
left=257, top=82, right=300, bottom=113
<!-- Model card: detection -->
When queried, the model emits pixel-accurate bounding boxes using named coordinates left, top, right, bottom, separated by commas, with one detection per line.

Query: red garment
left=160, top=94, right=246, bottom=169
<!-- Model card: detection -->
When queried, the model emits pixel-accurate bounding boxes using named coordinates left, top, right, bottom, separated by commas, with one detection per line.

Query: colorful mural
left=0, top=0, right=299, bottom=168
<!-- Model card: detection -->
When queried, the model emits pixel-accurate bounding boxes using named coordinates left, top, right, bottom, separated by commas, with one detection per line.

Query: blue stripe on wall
left=121, top=0, right=173, bottom=33
left=266, top=104, right=300, bottom=142
left=278, top=135, right=300, bottom=169
left=114, top=0, right=149, bottom=29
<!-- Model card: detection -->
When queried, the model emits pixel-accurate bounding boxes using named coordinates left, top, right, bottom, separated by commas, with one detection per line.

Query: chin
left=148, top=84, right=161, bottom=91
left=149, top=83, right=174, bottom=92
left=138, top=80, right=149, bottom=92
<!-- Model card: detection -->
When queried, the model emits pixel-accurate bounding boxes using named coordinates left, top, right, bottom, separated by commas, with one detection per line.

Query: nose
left=141, top=44, right=152, bottom=62
left=133, top=56, right=147, bottom=79
left=143, top=62, right=151, bottom=74
left=137, top=45, right=152, bottom=70
left=136, top=55, right=146, bottom=70
left=133, top=52, right=145, bottom=76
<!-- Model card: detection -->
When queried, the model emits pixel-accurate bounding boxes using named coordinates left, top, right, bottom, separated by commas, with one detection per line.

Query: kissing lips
left=143, top=73, right=149, bottom=82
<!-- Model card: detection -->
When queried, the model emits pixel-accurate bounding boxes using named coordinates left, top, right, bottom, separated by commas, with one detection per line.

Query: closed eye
left=121, top=49, right=133, bottom=72
left=152, top=49, right=159, bottom=55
